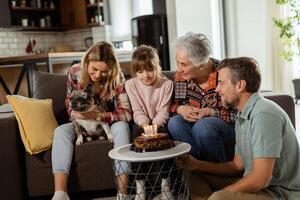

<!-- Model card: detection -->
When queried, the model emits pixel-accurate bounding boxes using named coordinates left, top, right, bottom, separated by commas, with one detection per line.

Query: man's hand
left=176, top=154, right=200, bottom=171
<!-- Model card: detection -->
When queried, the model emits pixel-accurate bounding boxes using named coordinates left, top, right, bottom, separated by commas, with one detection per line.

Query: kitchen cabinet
left=86, top=0, right=105, bottom=27
left=60, top=0, right=87, bottom=30
left=0, top=0, right=110, bottom=31
left=60, top=0, right=109, bottom=30
left=4, top=0, right=62, bottom=31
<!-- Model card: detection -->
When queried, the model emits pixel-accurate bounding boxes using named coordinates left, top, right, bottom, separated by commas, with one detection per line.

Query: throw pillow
left=6, top=95, right=58, bottom=155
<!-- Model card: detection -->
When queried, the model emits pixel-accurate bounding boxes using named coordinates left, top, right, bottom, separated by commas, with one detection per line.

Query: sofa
left=0, top=70, right=296, bottom=200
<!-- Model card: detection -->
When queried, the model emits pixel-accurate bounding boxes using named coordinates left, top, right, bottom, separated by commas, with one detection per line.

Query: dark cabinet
left=1, top=0, right=109, bottom=31
left=86, top=0, right=105, bottom=26
left=132, top=14, right=170, bottom=70
left=6, top=0, right=61, bottom=30
left=60, top=0, right=87, bottom=29
left=59, top=0, right=109, bottom=30
left=0, top=1, right=12, bottom=27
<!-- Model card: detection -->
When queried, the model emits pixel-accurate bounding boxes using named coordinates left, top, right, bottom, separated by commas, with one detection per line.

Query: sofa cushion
left=6, top=95, right=58, bottom=154
left=26, top=140, right=115, bottom=197
left=261, top=91, right=295, bottom=128
left=32, top=70, right=69, bottom=125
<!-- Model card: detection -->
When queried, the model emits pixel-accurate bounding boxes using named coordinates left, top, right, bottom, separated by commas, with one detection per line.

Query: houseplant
left=273, top=0, right=300, bottom=61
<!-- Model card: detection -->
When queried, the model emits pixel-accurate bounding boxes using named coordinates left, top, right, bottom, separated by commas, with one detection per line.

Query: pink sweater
left=125, top=77, right=173, bottom=127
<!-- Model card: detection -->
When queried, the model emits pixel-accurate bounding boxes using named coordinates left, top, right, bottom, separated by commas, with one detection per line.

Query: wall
left=0, top=28, right=94, bottom=57
left=224, top=0, right=273, bottom=90
left=167, top=0, right=274, bottom=90
left=166, top=0, right=222, bottom=71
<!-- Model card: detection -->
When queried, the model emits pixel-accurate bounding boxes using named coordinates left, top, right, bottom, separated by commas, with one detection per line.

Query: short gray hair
left=175, top=33, right=211, bottom=66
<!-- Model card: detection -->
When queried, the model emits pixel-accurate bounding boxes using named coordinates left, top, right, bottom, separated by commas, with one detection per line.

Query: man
left=183, top=57, right=300, bottom=200
left=168, top=33, right=236, bottom=162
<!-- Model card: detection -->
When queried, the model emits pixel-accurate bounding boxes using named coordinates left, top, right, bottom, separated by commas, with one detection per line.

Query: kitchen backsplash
left=0, top=26, right=107, bottom=57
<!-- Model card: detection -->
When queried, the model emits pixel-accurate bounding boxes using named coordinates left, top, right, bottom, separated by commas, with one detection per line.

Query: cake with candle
left=131, top=125, right=175, bottom=152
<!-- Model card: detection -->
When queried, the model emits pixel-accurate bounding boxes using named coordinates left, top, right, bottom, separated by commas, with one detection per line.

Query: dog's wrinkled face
left=70, top=90, right=94, bottom=112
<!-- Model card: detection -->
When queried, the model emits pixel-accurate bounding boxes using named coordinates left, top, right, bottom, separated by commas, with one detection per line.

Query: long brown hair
left=80, top=41, right=121, bottom=98
left=131, top=45, right=164, bottom=80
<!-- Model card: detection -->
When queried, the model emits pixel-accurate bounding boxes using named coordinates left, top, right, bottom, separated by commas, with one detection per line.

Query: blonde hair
left=80, top=41, right=121, bottom=99
left=131, top=45, right=164, bottom=80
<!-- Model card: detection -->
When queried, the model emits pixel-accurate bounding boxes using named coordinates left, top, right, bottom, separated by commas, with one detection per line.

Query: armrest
left=0, top=112, right=28, bottom=199
left=262, top=92, right=295, bottom=128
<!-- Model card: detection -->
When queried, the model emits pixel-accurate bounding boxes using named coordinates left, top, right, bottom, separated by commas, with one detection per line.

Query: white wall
left=131, top=0, right=153, bottom=18
left=167, top=0, right=213, bottom=71
left=167, top=0, right=274, bottom=91
left=166, top=0, right=222, bottom=71
left=175, top=0, right=212, bottom=40
left=109, top=0, right=132, bottom=41
left=225, top=0, right=273, bottom=90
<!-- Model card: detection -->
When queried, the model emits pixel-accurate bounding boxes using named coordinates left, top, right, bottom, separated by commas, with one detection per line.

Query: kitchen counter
left=0, top=50, right=132, bottom=72
left=0, top=50, right=132, bottom=97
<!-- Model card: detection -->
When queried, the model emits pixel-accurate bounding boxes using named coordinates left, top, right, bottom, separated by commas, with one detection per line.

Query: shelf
left=12, top=25, right=62, bottom=31
left=87, top=22, right=105, bottom=27
left=86, top=2, right=104, bottom=8
left=7, top=0, right=61, bottom=31
left=11, top=7, right=59, bottom=12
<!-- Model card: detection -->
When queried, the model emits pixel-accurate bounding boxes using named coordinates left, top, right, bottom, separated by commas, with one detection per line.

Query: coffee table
left=109, top=141, right=191, bottom=200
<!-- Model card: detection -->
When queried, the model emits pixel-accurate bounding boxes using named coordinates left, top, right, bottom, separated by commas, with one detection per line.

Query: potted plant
left=273, top=0, right=300, bottom=61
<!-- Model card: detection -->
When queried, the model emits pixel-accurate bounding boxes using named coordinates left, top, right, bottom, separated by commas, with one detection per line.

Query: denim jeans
left=168, top=115, right=235, bottom=162
left=52, top=121, right=131, bottom=175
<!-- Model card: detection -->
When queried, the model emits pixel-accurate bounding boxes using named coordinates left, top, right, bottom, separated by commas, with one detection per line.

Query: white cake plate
left=108, top=141, right=191, bottom=162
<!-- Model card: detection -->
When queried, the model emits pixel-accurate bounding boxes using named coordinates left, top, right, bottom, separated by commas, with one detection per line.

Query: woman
left=168, top=33, right=236, bottom=163
left=51, top=42, right=132, bottom=200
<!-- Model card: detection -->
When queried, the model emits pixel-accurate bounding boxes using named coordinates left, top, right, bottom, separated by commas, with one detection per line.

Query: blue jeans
left=52, top=121, right=131, bottom=175
left=168, top=115, right=235, bottom=162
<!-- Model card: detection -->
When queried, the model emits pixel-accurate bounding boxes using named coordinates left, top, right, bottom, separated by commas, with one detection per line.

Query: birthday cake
left=130, top=125, right=175, bottom=152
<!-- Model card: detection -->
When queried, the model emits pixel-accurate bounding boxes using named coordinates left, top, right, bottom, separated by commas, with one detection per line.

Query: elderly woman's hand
left=190, top=107, right=214, bottom=120
left=177, top=105, right=200, bottom=122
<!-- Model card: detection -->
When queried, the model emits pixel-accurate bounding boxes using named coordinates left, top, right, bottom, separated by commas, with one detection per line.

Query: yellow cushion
left=6, top=95, right=58, bottom=155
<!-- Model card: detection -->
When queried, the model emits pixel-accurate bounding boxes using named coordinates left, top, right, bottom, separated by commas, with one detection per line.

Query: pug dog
left=70, top=90, right=113, bottom=145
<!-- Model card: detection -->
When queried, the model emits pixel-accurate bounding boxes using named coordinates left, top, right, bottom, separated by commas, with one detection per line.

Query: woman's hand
left=177, top=105, right=199, bottom=122
left=71, top=110, right=99, bottom=120
left=190, top=107, right=214, bottom=119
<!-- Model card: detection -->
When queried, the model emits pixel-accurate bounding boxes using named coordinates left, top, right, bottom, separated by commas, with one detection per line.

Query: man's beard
left=222, top=96, right=239, bottom=109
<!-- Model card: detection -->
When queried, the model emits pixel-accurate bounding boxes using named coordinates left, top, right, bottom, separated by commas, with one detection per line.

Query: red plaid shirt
left=65, top=63, right=132, bottom=123
left=171, top=60, right=236, bottom=124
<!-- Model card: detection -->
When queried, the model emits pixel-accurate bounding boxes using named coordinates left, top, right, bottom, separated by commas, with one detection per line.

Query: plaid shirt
left=65, top=63, right=132, bottom=123
left=170, top=59, right=236, bottom=124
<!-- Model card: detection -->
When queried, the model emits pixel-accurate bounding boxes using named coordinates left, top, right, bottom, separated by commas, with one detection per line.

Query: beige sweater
left=125, top=77, right=173, bottom=126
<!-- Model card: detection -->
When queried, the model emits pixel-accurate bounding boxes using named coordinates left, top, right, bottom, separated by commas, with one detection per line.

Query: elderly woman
left=168, top=33, right=236, bottom=163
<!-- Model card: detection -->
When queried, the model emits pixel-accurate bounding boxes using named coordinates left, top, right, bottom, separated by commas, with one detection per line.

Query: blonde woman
left=51, top=42, right=131, bottom=200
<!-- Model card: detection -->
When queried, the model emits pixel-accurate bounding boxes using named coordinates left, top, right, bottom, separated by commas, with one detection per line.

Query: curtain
left=270, top=0, right=299, bottom=96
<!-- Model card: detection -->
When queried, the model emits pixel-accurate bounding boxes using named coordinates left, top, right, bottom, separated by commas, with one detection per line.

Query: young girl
left=125, top=45, right=173, bottom=200
left=51, top=42, right=132, bottom=200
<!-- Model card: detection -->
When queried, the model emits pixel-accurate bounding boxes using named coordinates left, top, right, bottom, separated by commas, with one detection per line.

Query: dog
left=69, top=90, right=113, bottom=145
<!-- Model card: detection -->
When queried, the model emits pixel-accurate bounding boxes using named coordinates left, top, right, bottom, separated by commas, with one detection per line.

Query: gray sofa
left=0, top=70, right=296, bottom=200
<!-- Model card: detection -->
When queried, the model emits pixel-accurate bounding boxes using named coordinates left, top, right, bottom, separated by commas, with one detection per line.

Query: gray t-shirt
left=235, top=93, right=300, bottom=200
